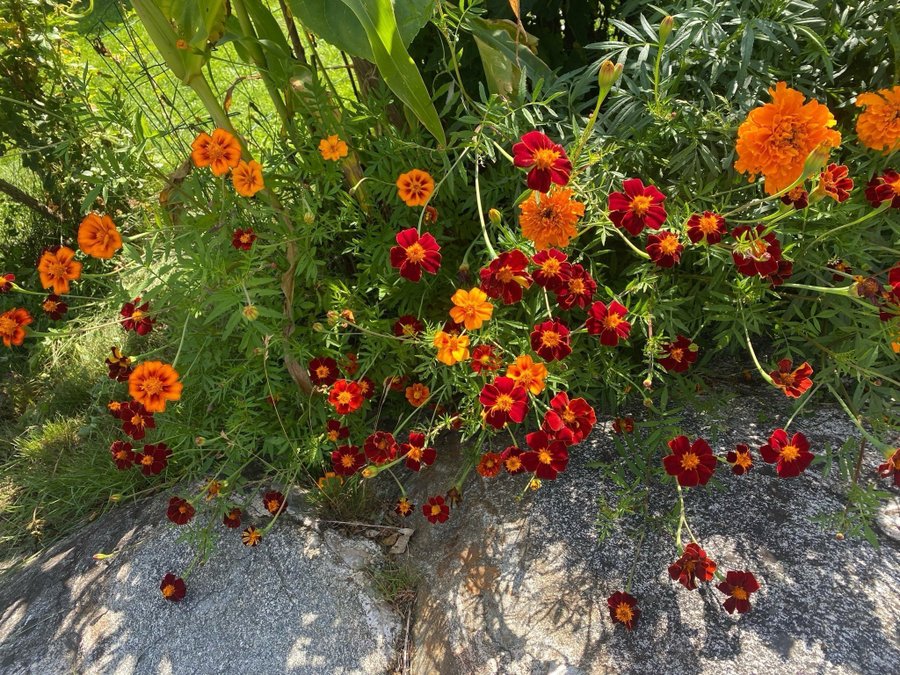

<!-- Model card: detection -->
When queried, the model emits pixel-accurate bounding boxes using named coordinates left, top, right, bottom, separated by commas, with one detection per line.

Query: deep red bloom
left=479, top=376, right=529, bottom=429
left=160, top=573, right=186, bottom=602
left=607, top=591, right=639, bottom=629
left=818, top=163, right=853, bottom=202
left=531, top=249, right=572, bottom=292
left=780, top=186, right=809, bottom=210
left=231, top=227, right=257, bottom=250
left=476, top=452, right=503, bottom=477
left=263, top=490, right=286, bottom=515
left=402, top=431, right=436, bottom=471
left=395, top=497, right=414, bottom=517
left=731, top=225, right=783, bottom=279
left=521, top=430, right=569, bottom=479
left=479, top=249, right=532, bottom=304
left=331, top=444, right=365, bottom=476
left=585, top=301, right=630, bottom=347
left=668, top=543, right=717, bottom=590
left=759, top=429, right=813, bottom=477
left=118, top=401, right=156, bottom=440
left=542, top=392, right=596, bottom=444
left=646, top=230, right=683, bottom=268
left=686, top=211, right=726, bottom=245
left=512, top=130, right=572, bottom=193
left=554, top=264, right=596, bottom=310
left=828, top=259, right=853, bottom=282
left=530, top=319, right=571, bottom=361
left=877, top=448, right=900, bottom=487
left=864, top=170, right=900, bottom=208
left=500, top=446, right=526, bottom=474
left=393, top=315, right=424, bottom=338
left=471, top=344, right=501, bottom=373
left=325, top=419, right=350, bottom=443
left=223, top=508, right=242, bottom=528
left=41, top=294, right=68, bottom=320
left=309, top=356, right=339, bottom=387
left=607, top=178, right=667, bottom=236
left=110, top=440, right=136, bottom=470
left=423, top=495, right=450, bottom=524
left=0, top=273, right=13, bottom=293
left=716, top=570, right=760, bottom=614
left=769, top=359, right=813, bottom=398
left=611, top=417, right=635, bottom=434
left=769, top=259, right=794, bottom=287
left=167, top=496, right=195, bottom=525
left=362, top=431, right=397, bottom=465
left=357, top=376, right=377, bottom=400
left=121, top=298, right=154, bottom=335
left=137, top=443, right=171, bottom=476
left=659, top=335, right=698, bottom=373
left=328, top=379, right=364, bottom=415
left=386, top=375, right=408, bottom=392
left=662, top=436, right=716, bottom=487
left=342, top=352, right=359, bottom=376
left=106, top=347, right=134, bottom=382
left=390, top=228, right=441, bottom=281
left=726, top=444, right=754, bottom=475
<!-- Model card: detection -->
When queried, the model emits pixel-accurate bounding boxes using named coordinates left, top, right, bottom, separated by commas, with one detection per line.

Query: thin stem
left=474, top=158, right=498, bottom=259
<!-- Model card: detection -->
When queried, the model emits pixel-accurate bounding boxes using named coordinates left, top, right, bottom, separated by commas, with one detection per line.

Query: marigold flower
left=734, top=82, right=841, bottom=194
left=464, top=346, right=498, bottom=375
left=363, top=431, right=397, bottom=465
left=160, top=573, right=186, bottom=602
left=585, top=301, right=631, bottom=347
left=518, top=188, right=585, bottom=250
left=608, top=178, right=667, bottom=236
left=110, top=440, right=136, bottom=470
left=390, top=228, right=441, bottom=282
left=0, top=308, right=32, bottom=348
left=129, top=361, right=182, bottom=413
left=512, top=130, right=572, bottom=193
left=855, top=86, right=900, bottom=153
left=325, top=419, right=349, bottom=443
left=223, top=508, right=242, bottom=528
left=309, top=356, right=339, bottom=387
left=731, top=225, right=783, bottom=279
left=405, top=383, right=430, bottom=407
left=331, top=444, right=365, bottom=476
left=521, top=430, right=569, bottom=479
left=121, top=298, right=154, bottom=335
left=449, top=287, right=493, bottom=330
left=864, top=169, right=900, bottom=208
left=716, top=570, right=760, bottom=614
left=669, top=542, right=717, bottom=591
left=543, top=392, right=596, bottom=444
left=505, top=354, right=547, bottom=395
left=319, top=134, right=349, bottom=161
left=476, top=452, right=503, bottom=478
left=816, top=163, right=853, bottom=202
left=607, top=591, right=639, bottom=630
left=877, top=448, right=900, bottom=487
left=433, top=330, right=470, bottom=365
left=726, top=444, right=754, bottom=475
left=191, top=128, right=242, bottom=176
left=611, top=417, right=635, bottom=434
left=107, top=400, right=124, bottom=416
left=0, top=273, right=13, bottom=293
left=424, top=205, right=438, bottom=224
left=118, top=400, right=156, bottom=440
left=555, top=264, right=595, bottom=310
left=759, top=429, right=813, bottom=477
left=395, top=497, right=414, bottom=517
left=769, top=359, right=813, bottom=398
left=686, top=211, right=726, bottom=245
left=501, top=446, right=526, bottom=474
left=396, top=169, right=434, bottom=206
left=531, top=249, right=571, bottom=291
left=423, top=495, right=450, bottom=524
left=479, top=376, right=528, bottom=429
left=341, top=352, right=359, bottom=376
left=780, top=186, right=809, bottom=210
left=232, top=227, right=257, bottom=250
left=828, top=259, right=853, bottom=281
left=206, top=480, right=222, bottom=500
left=479, top=249, right=532, bottom=304
left=106, top=347, right=133, bottom=381
left=662, top=435, right=716, bottom=487
left=78, top=213, right=122, bottom=259
left=646, top=230, right=683, bottom=268
left=167, top=496, right=195, bottom=525
left=263, top=490, right=286, bottom=515
left=659, top=335, right=698, bottom=373
left=37, top=246, right=82, bottom=295
left=136, top=443, right=171, bottom=476
left=530, top=318, right=571, bottom=361
left=402, top=432, right=436, bottom=471
left=393, top=315, right=424, bottom=338
left=328, top=379, right=364, bottom=415
left=357, top=376, right=376, bottom=399
left=231, top=160, right=264, bottom=197
left=242, top=526, right=262, bottom=547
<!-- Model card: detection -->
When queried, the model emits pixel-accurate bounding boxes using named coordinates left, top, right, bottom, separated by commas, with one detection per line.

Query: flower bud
left=598, top=60, right=622, bottom=90
left=303, top=211, right=315, bottom=225
left=242, top=304, right=259, bottom=321
left=108, top=494, right=122, bottom=502
left=800, top=143, right=830, bottom=180
left=361, top=466, right=377, bottom=479
left=312, top=322, right=324, bottom=332
left=488, top=208, right=502, bottom=225
left=659, top=16, right=675, bottom=43
left=195, top=436, right=206, bottom=447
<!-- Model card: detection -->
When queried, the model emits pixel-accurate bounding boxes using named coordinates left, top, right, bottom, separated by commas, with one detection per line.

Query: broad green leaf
left=468, top=17, right=552, bottom=99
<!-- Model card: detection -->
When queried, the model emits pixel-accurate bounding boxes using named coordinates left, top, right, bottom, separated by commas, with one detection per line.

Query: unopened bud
left=598, top=60, right=622, bottom=90
left=659, top=16, right=675, bottom=43
left=242, top=304, right=259, bottom=321
left=312, top=322, right=324, bottom=332
left=195, top=436, right=206, bottom=447
left=361, top=466, right=377, bottom=479
left=108, top=494, right=122, bottom=502
left=835, top=532, right=844, bottom=541
left=801, top=143, right=831, bottom=180
left=643, top=398, right=653, bottom=408
left=488, top=208, right=502, bottom=225
left=303, top=211, right=315, bottom=225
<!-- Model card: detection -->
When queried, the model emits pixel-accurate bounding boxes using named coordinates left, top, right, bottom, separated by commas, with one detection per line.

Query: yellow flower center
left=430, top=504, right=442, bottom=516
left=142, top=377, right=163, bottom=395
left=669, top=348, right=684, bottom=362
left=888, top=176, right=900, bottom=195
left=405, top=242, right=426, bottom=263
left=336, top=391, right=352, bottom=404
left=698, top=215, right=719, bottom=234
left=0, top=317, right=16, bottom=335
left=735, top=452, right=752, bottom=470
left=659, top=236, right=680, bottom=255
left=43, top=300, right=58, bottom=312
left=162, top=584, right=175, bottom=598
left=240, top=234, right=252, bottom=243
left=49, top=262, right=68, bottom=278
left=630, top=195, right=653, bottom=216
left=131, top=309, right=145, bottom=321
left=496, top=266, right=515, bottom=283
left=562, top=408, right=576, bottom=423
left=506, top=456, right=522, bottom=472
left=493, top=394, right=514, bottom=412
left=731, top=587, right=748, bottom=601
left=316, top=365, right=330, bottom=379
left=568, top=278, right=585, bottom=294
left=131, top=414, right=143, bottom=427
left=780, top=444, right=800, bottom=461
left=340, top=454, right=354, bottom=468
left=141, top=455, right=153, bottom=466
left=680, top=452, right=700, bottom=470
left=780, top=372, right=796, bottom=386
left=604, top=314, right=623, bottom=329
left=407, top=446, right=424, bottom=462
left=532, top=147, right=561, bottom=170
left=540, top=330, right=561, bottom=348
left=537, top=448, right=553, bottom=464
left=614, top=603, right=633, bottom=623
left=207, top=141, right=225, bottom=162
left=541, top=258, right=561, bottom=274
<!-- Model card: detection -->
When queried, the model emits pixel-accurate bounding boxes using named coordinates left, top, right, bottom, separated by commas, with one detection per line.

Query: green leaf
left=468, top=17, right=552, bottom=99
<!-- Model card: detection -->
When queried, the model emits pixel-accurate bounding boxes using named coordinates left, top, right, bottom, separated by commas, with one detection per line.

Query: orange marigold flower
left=241, top=526, right=262, bottom=547
left=734, top=82, right=841, bottom=194
left=855, top=86, right=900, bottom=153
left=232, top=160, right=264, bottom=197
left=263, top=490, right=286, bottom=516
left=449, top=287, right=493, bottom=330
left=433, top=330, right=470, bottom=365
left=78, top=213, right=122, bottom=259
left=815, top=163, right=853, bottom=202
left=405, top=382, right=430, bottom=407
left=395, top=496, right=414, bottom=517
left=328, top=379, right=364, bottom=415
left=476, top=452, right=503, bottom=478
left=505, top=354, right=547, bottom=395
left=686, top=211, right=726, bottom=245
left=319, top=135, right=349, bottom=161
left=396, top=169, right=434, bottom=207
left=518, top=187, right=585, bottom=250
left=0, top=308, right=33, bottom=347
left=128, top=361, right=183, bottom=413
left=37, top=246, right=82, bottom=295
left=191, top=128, right=242, bottom=176
left=769, top=359, right=813, bottom=398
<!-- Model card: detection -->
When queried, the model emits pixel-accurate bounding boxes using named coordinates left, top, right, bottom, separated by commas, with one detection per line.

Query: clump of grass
left=366, top=558, right=420, bottom=609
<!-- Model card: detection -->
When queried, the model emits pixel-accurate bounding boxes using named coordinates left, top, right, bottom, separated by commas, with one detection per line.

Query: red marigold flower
left=386, top=375, right=408, bottom=392
left=542, top=392, right=596, bottom=444
left=476, top=452, right=503, bottom=477
left=107, top=400, right=124, bottom=417
left=471, top=344, right=501, bottom=373
left=402, top=432, right=436, bottom=471
left=530, top=318, right=571, bottom=361
left=769, top=259, right=794, bottom=287
left=716, top=570, right=760, bottom=614
left=585, top=301, right=631, bottom=347
left=663, top=436, right=716, bottom=487
left=232, top=227, right=257, bottom=250
left=390, top=228, right=441, bottom=282
left=611, top=417, right=635, bottom=434
left=731, top=225, right=783, bottom=279
left=759, top=429, right=813, bottom=477
left=110, top=440, right=136, bottom=470
left=512, top=130, right=572, bottom=193
left=326, top=419, right=350, bottom=443
left=817, top=163, right=853, bottom=202
left=309, top=356, right=339, bottom=387
left=223, top=508, right=242, bottom=528
left=607, top=178, right=667, bottom=236
left=167, top=496, right=195, bottom=525
left=331, top=444, right=365, bottom=476
left=686, top=211, right=726, bottom=245
left=726, top=444, right=754, bottom=475
left=395, top=497, right=414, bottom=517
left=393, top=315, right=424, bottom=338
left=363, top=431, right=398, bottom=465
left=877, top=448, right=900, bottom=487
left=0, top=273, right=14, bottom=293
left=659, top=335, right=698, bottom=373
left=242, top=526, right=262, bottom=547
left=0, top=308, right=32, bottom=348
left=646, top=230, right=684, bottom=268
left=328, top=379, right=364, bottom=415
left=555, top=264, right=596, bottom=310
left=480, top=249, right=532, bottom=304
left=121, top=298, right=154, bottom=335
left=263, top=490, right=286, bottom=515
left=531, top=249, right=572, bottom=292
left=118, top=400, right=156, bottom=441
left=769, top=359, right=813, bottom=398
left=828, top=259, right=853, bottom=281
left=342, top=352, right=360, bottom=376
left=479, top=376, right=529, bottom=429
left=136, top=443, right=171, bottom=476
left=357, top=376, right=377, bottom=399
left=41, top=294, right=68, bottom=320
left=106, top=347, right=134, bottom=382
left=780, top=186, right=809, bottom=210
left=160, top=573, right=186, bottom=602
left=501, top=446, right=526, bottom=474
left=668, top=543, right=717, bottom=591
left=607, top=591, right=639, bottom=630
left=521, top=430, right=569, bottom=479
left=423, top=495, right=450, bottom=524
left=865, top=169, right=900, bottom=208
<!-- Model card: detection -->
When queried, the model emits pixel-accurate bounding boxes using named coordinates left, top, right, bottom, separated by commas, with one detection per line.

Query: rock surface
left=0, top=493, right=401, bottom=674
left=406, top=385, right=900, bottom=674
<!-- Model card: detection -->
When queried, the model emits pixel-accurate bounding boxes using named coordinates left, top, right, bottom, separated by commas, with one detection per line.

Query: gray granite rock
left=406, top=386, right=900, bottom=674
left=0, top=492, right=401, bottom=674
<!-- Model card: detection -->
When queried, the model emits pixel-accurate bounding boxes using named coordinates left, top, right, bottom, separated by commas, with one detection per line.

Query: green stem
left=612, top=225, right=651, bottom=259
left=474, top=158, right=498, bottom=259
left=808, top=202, right=890, bottom=247
left=742, top=321, right=775, bottom=386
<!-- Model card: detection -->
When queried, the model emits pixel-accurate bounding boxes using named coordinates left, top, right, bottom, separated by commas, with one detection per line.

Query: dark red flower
left=364, top=431, right=399, bottom=465
left=530, top=319, right=571, bottom=361
left=325, top=419, right=350, bottom=443
left=731, top=225, right=782, bottom=279
left=106, top=347, right=134, bottom=382
left=395, top=497, right=414, bottom=517
left=818, top=163, right=853, bottom=202
left=0, top=273, right=13, bottom=293
left=479, top=249, right=532, bottom=304
left=479, top=376, right=529, bottom=429
left=423, top=205, right=438, bottom=224
left=263, top=490, right=286, bottom=515
left=393, top=315, right=424, bottom=338
left=877, top=448, right=900, bottom=487
left=531, top=249, right=572, bottom=292
left=554, top=264, right=596, bottom=310
left=390, top=228, right=441, bottom=281
left=828, top=259, right=853, bottom=282
left=232, top=227, right=257, bottom=250
left=542, top=392, right=596, bottom=444
left=328, top=379, right=364, bottom=415
left=471, top=344, right=501, bottom=373
left=611, top=417, right=635, bottom=434
left=662, top=436, right=716, bottom=487
left=759, top=429, right=813, bottom=477
left=309, top=356, right=339, bottom=387
left=668, top=543, right=717, bottom=590
left=331, top=444, right=365, bottom=476
left=512, top=130, right=572, bottom=193
left=686, top=211, right=726, bottom=245
left=585, top=301, right=631, bottom=347
left=121, top=298, right=154, bottom=335
left=726, top=444, right=754, bottom=475
left=716, top=570, right=760, bottom=614
left=607, top=178, right=667, bottom=236
left=769, top=359, right=813, bottom=398
left=659, top=335, right=698, bottom=373
left=607, top=591, right=639, bottom=629
left=780, top=186, right=809, bottom=209
left=223, top=508, right=242, bottom=528
left=110, top=440, right=136, bottom=470
left=521, top=430, right=569, bottom=479
left=864, top=170, right=900, bottom=208
left=357, top=376, right=377, bottom=400
left=342, top=352, right=359, bottom=376
left=423, top=495, right=450, bottom=524
left=41, top=294, right=68, bottom=320
left=476, top=452, right=503, bottom=477
left=646, top=230, right=683, bottom=268
left=160, top=573, right=186, bottom=602
left=136, top=443, right=171, bottom=476
left=769, top=259, right=794, bottom=287
left=166, top=496, right=195, bottom=525
left=501, top=446, right=526, bottom=474
left=402, top=432, right=436, bottom=471
left=118, top=401, right=156, bottom=440
left=386, top=375, right=408, bottom=392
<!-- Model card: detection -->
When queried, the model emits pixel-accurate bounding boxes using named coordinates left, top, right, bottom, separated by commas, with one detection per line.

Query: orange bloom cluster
left=518, top=187, right=585, bottom=249
left=855, top=86, right=900, bottom=153
left=191, top=128, right=264, bottom=197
